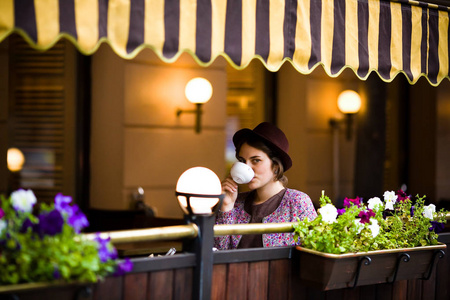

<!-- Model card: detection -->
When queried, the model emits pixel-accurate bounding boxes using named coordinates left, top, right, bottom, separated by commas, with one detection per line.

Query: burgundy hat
left=232, top=122, right=292, bottom=171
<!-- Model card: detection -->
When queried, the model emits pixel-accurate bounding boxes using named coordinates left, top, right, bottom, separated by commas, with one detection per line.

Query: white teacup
left=230, top=162, right=254, bottom=184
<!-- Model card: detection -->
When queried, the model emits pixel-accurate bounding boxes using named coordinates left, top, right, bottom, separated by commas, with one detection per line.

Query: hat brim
left=233, top=128, right=292, bottom=171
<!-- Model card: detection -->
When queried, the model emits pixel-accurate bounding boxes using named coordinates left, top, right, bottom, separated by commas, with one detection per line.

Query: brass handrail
left=213, top=222, right=297, bottom=236
left=81, top=212, right=450, bottom=245
left=81, top=224, right=198, bottom=244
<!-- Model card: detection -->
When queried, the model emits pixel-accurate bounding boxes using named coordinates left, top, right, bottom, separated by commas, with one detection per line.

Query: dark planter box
left=296, top=243, right=447, bottom=290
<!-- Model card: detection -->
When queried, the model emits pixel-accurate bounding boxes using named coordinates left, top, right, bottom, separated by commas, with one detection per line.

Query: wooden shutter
left=8, top=35, right=76, bottom=204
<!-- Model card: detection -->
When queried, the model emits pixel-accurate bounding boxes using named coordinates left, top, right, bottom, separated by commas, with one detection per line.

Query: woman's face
left=237, top=143, right=275, bottom=190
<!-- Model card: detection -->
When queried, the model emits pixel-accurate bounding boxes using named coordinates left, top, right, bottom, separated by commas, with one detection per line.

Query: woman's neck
left=254, top=181, right=285, bottom=205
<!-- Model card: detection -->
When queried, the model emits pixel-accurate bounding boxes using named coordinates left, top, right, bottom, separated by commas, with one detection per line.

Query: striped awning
left=0, top=0, right=449, bottom=86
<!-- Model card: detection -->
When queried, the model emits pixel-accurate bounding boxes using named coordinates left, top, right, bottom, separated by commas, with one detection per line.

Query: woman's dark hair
left=235, top=135, right=288, bottom=187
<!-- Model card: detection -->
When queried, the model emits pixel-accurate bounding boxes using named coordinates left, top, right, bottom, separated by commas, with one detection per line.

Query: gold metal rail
left=81, top=213, right=450, bottom=245
left=213, top=222, right=297, bottom=236
left=82, top=224, right=198, bottom=244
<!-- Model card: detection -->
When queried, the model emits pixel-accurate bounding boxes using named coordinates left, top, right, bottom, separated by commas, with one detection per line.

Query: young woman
left=214, top=122, right=317, bottom=249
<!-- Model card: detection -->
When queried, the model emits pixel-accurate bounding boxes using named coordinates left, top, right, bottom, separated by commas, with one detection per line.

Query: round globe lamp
left=176, top=167, right=224, bottom=215
left=185, top=77, right=213, bottom=104
left=337, top=90, right=361, bottom=114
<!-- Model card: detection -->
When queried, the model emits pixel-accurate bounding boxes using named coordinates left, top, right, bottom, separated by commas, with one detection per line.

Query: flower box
left=295, top=243, right=447, bottom=291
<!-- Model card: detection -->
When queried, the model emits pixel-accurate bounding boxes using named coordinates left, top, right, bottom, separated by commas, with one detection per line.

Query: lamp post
left=176, top=167, right=224, bottom=300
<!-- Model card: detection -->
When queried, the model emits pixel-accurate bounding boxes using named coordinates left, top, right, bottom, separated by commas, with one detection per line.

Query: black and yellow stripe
left=0, top=0, right=449, bottom=85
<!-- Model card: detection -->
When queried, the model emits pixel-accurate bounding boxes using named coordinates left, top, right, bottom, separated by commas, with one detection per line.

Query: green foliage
left=293, top=191, right=447, bottom=254
left=0, top=190, right=131, bottom=285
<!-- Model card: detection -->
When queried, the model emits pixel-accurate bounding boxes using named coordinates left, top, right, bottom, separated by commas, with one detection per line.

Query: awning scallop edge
left=0, top=0, right=449, bottom=86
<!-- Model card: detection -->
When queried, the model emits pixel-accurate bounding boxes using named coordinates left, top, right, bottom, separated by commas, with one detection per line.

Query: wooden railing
left=1, top=218, right=450, bottom=300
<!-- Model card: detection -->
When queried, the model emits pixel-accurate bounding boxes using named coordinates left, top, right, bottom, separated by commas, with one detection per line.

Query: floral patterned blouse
left=214, top=188, right=317, bottom=249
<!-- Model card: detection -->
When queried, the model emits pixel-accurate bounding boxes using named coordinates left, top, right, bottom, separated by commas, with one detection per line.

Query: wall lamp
left=176, top=77, right=213, bottom=134
left=175, top=166, right=224, bottom=300
left=7, top=147, right=25, bottom=172
left=330, top=90, right=362, bottom=140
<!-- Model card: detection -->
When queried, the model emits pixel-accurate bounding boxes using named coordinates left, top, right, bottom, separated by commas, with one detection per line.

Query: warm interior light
left=176, top=167, right=222, bottom=214
left=185, top=77, right=213, bottom=104
left=7, top=147, right=25, bottom=172
left=337, top=90, right=361, bottom=114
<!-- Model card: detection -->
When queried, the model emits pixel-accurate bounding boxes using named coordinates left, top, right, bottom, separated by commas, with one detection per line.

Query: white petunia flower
left=0, top=219, right=6, bottom=235
left=423, top=204, right=436, bottom=220
left=368, top=219, right=380, bottom=238
left=319, top=203, right=338, bottom=224
left=11, top=189, right=37, bottom=213
left=383, top=191, right=397, bottom=210
left=368, top=197, right=383, bottom=210
left=353, top=219, right=364, bottom=234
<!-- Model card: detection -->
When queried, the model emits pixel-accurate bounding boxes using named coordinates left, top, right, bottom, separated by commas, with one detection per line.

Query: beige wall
left=90, top=45, right=227, bottom=218
left=437, top=80, right=450, bottom=202
left=89, top=46, right=450, bottom=214
left=277, top=65, right=360, bottom=206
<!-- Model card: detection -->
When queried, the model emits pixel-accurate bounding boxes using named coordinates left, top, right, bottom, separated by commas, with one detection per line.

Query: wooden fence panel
left=248, top=261, right=269, bottom=300
left=123, top=273, right=148, bottom=300
left=93, top=276, right=123, bottom=300
left=226, top=262, right=248, bottom=300
left=148, top=270, right=173, bottom=300
left=392, top=280, right=408, bottom=300
left=173, top=267, right=193, bottom=300
left=407, top=280, right=422, bottom=300
left=212, top=264, right=227, bottom=300
left=268, top=259, right=290, bottom=300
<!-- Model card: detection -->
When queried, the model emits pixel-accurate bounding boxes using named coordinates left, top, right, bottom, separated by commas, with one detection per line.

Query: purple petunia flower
left=429, top=221, right=445, bottom=234
left=54, top=193, right=73, bottom=215
left=37, top=209, right=64, bottom=237
left=358, top=209, right=376, bottom=224
left=344, top=197, right=362, bottom=208
left=54, top=193, right=89, bottom=233
left=95, top=233, right=118, bottom=262
left=410, top=206, right=415, bottom=217
left=0, top=208, right=4, bottom=219
left=113, top=258, right=133, bottom=276
left=67, top=205, right=89, bottom=233
left=20, top=218, right=35, bottom=233
left=53, top=266, right=61, bottom=279
left=337, top=208, right=346, bottom=216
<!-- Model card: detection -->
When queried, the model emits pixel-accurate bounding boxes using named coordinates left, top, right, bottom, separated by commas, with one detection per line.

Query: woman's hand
left=220, top=176, right=238, bottom=212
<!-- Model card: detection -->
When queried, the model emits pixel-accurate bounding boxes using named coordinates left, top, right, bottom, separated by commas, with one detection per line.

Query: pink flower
left=358, top=209, right=375, bottom=224
left=343, top=196, right=362, bottom=208
left=396, top=190, right=410, bottom=202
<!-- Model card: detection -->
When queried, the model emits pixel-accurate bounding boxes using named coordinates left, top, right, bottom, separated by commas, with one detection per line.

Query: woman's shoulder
left=284, top=188, right=311, bottom=201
